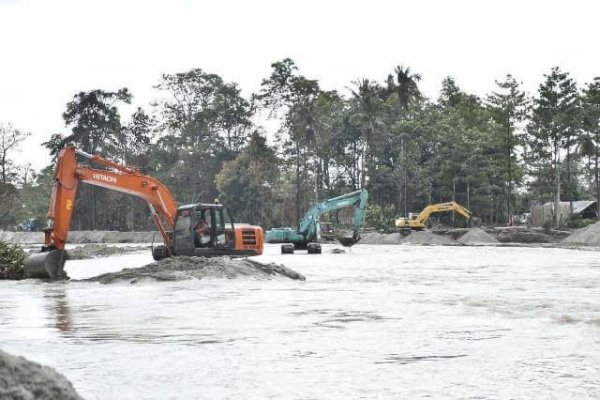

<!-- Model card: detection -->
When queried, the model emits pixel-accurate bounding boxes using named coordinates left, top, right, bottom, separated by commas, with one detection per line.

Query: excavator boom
left=25, top=145, right=178, bottom=279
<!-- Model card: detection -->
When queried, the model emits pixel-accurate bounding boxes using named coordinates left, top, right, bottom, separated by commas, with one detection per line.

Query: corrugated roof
left=541, top=200, right=596, bottom=214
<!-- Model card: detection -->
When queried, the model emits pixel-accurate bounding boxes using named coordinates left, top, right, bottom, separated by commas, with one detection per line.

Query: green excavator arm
left=266, top=189, right=368, bottom=247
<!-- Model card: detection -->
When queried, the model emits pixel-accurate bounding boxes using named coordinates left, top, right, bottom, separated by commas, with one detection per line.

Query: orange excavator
left=24, top=145, right=264, bottom=279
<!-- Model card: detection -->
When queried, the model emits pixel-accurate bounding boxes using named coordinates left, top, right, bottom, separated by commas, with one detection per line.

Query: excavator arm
left=265, top=189, right=368, bottom=250
left=297, top=189, right=368, bottom=242
left=416, top=202, right=472, bottom=225
left=396, top=201, right=473, bottom=230
left=26, top=145, right=178, bottom=279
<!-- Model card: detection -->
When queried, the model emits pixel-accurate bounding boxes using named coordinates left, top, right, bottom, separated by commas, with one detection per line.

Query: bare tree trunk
left=452, top=178, right=456, bottom=226
left=403, top=171, right=408, bottom=217
left=467, top=181, right=470, bottom=210
left=596, top=131, right=600, bottom=219
left=296, top=142, right=300, bottom=225
left=506, top=120, right=512, bottom=224
left=554, top=140, right=561, bottom=228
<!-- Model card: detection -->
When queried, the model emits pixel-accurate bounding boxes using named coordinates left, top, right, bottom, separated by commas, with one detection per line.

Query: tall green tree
left=582, top=77, right=600, bottom=217
left=527, top=67, right=580, bottom=226
left=215, top=131, right=280, bottom=226
left=256, top=58, right=321, bottom=222
left=153, top=69, right=253, bottom=204
left=45, top=89, right=132, bottom=156
left=384, top=65, right=423, bottom=214
left=387, top=65, right=422, bottom=114
left=0, top=123, right=30, bottom=184
left=349, top=79, right=386, bottom=188
left=43, top=89, right=132, bottom=230
left=487, top=74, right=527, bottom=222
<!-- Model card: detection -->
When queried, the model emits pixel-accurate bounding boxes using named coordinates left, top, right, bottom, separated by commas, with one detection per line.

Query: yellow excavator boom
left=395, top=201, right=473, bottom=230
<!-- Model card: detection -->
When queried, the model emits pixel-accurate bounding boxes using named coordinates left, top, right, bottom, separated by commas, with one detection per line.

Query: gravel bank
left=82, top=256, right=306, bottom=284
left=358, top=231, right=457, bottom=245
left=457, top=228, right=499, bottom=244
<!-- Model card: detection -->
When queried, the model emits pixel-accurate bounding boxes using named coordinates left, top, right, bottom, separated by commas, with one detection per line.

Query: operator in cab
left=194, top=218, right=210, bottom=247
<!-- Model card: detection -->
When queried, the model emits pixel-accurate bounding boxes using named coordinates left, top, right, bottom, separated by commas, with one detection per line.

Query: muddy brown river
left=1, top=244, right=599, bottom=399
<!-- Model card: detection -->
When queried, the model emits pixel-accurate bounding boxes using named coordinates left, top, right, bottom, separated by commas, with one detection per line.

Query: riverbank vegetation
left=2, top=60, right=599, bottom=230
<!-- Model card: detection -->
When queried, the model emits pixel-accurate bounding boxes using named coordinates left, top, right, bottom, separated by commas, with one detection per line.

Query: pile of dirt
left=379, top=233, right=405, bottom=244
left=66, top=244, right=144, bottom=260
left=357, top=232, right=390, bottom=245
left=457, top=228, right=499, bottom=245
left=561, top=221, right=600, bottom=246
left=400, top=231, right=456, bottom=245
left=0, top=349, right=83, bottom=400
left=82, top=256, right=306, bottom=284
left=357, top=231, right=456, bottom=245
left=495, top=228, right=554, bottom=243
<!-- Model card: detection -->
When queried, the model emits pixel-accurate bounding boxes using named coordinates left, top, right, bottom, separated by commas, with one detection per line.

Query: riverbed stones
left=0, top=349, right=84, bottom=400
left=83, top=256, right=306, bottom=284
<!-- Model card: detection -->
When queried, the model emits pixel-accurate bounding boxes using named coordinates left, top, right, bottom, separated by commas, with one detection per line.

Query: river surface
left=1, top=244, right=599, bottom=399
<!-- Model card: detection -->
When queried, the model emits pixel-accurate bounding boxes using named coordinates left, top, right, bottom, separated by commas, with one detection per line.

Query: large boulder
left=0, top=349, right=83, bottom=400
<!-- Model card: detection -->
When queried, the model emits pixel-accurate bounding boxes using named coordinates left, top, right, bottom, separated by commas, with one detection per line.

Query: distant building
left=530, top=200, right=597, bottom=227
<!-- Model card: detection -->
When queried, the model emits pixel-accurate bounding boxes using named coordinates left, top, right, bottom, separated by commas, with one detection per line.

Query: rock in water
left=82, top=256, right=306, bottom=284
left=0, top=349, right=84, bottom=400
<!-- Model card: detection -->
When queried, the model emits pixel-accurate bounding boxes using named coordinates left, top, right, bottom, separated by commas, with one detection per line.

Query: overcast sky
left=1, top=0, right=598, bottom=172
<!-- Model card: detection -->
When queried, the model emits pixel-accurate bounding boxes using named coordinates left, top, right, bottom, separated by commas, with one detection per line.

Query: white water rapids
left=1, top=244, right=599, bottom=399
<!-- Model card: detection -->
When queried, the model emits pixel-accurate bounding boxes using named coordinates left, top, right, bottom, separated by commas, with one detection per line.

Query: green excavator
left=265, top=189, right=368, bottom=254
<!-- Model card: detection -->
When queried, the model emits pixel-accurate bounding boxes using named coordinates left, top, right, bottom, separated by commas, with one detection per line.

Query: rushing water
left=1, top=244, right=599, bottom=399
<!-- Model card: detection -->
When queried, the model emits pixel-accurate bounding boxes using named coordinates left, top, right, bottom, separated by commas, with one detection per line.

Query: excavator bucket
left=335, top=230, right=360, bottom=247
left=336, top=236, right=357, bottom=247
left=24, top=250, right=67, bottom=280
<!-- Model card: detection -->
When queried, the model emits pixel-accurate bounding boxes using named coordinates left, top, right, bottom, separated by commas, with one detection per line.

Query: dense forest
left=1, top=59, right=599, bottom=231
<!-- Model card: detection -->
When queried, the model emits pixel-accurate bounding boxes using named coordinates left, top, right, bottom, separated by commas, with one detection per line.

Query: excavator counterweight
left=24, top=145, right=264, bottom=279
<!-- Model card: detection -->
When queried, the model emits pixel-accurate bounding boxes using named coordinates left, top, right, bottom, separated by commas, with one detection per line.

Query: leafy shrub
left=565, top=217, right=597, bottom=229
left=365, top=204, right=396, bottom=232
left=0, top=240, right=26, bottom=280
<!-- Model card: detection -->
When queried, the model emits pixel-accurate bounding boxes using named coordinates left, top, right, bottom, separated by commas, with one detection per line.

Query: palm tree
left=391, top=65, right=422, bottom=114
left=349, top=79, right=386, bottom=187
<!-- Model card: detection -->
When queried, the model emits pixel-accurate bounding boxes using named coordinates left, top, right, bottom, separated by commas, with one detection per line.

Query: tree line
left=1, top=59, right=599, bottom=231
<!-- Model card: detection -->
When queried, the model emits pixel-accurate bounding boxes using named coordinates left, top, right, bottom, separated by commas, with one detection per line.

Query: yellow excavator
left=395, top=201, right=473, bottom=231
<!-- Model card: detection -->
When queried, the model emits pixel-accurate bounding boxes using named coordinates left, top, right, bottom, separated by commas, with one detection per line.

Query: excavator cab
left=173, top=203, right=236, bottom=257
